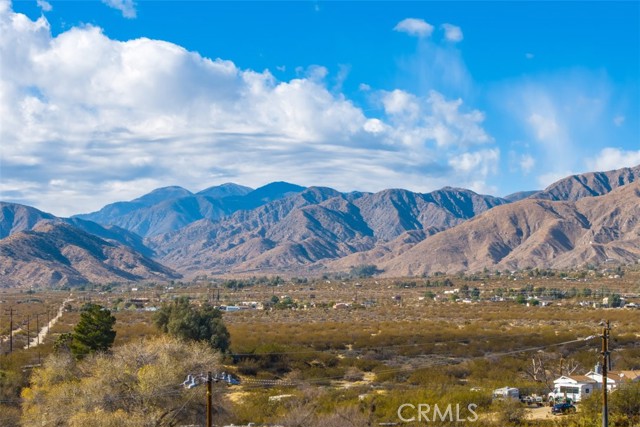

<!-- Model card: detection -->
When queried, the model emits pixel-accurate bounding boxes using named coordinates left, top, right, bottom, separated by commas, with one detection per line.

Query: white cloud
left=332, top=64, right=351, bottom=92
left=492, top=69, right=625, bottom=189
left=378, top=90, right=491, bottom=149
left=0, top=5, right=498, bottom=216
left=448, top=149, right=500, bottom=177
left=358, top=83, right=371, bottom=91
left=585, top=148, right=640, bottom=172
left=394, top=18, right=434, bottom=38
left=102, top=0, right=136, bottom=19
left=441, top=23, right=463, bottom=42
left=613, top=115, right=625, bottom=126
left=527, top=113, right=559, bottom=141
left=381, top=89, right=420, bottom=119
left=36, top=0, right=52, bottom=12
left=519, top=154, right=535, bottom=173
left=363, top=119, right=387, bottom=134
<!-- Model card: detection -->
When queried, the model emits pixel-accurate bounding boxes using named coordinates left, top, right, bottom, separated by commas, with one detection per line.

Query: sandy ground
left=526, top=405, right=580, bottom=420
left=527, top=406, right=554, bottom=420
left=23, top=297, right=73, bottom=349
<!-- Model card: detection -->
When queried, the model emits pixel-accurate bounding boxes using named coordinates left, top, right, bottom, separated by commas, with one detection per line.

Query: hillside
left=149, top=186, right=508, bottom=274
left=362, top=181, right=640, bottom=276
left=533, top=165, right=639, bottom=201
left=0, top=221, right=179, bottom=287
left=1, top=166, right=639, bottom=283
left=74, top=182, right=303, bottom=237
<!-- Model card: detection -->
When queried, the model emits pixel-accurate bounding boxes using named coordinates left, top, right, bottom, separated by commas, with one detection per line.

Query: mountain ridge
left=1, top=164, right=639, bottom=285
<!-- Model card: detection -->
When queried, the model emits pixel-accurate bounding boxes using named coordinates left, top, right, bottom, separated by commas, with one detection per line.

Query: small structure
left=333, top=302, right=351, bottom=309
left=586, top=363, right=640, bottom=390
left=548, top=375, right=596, bottom=403
left=493, top=386, right=519, bottom=400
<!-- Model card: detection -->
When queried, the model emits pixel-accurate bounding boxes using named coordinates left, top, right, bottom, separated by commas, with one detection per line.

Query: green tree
left=153, top=297, right=230, bottom=352
left=610, top=293, right=622, bottom=308
left=69, top=303, right=116, bottom=359
left=611, top=381, right=640, bottom=423
left=349, top=264, right=381, bottom=278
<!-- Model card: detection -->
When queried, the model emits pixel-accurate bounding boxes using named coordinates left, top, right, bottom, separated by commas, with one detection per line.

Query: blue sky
left=1, top=0, right=639, bottom=216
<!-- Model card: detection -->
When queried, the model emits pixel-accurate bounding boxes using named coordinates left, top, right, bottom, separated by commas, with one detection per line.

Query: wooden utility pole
left=601, top=320, right=611, bottom=427
left=35, top=314, right=40, bottom=346
left=5, top=307, right=14, bottom=353
left=206, top=371, right=213, bottom=427
left=26, top=315, right=30, bottom=349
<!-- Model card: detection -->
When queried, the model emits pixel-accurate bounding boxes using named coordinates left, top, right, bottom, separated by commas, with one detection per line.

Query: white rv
left=493, top=386, right=520, bottom=400
left=548, top=375, right=596, bottom=403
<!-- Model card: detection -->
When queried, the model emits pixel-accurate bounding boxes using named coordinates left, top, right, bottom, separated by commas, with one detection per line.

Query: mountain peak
left=133, top=186, right=193, bottom=206
left=196, top=183, right=253, bottom=198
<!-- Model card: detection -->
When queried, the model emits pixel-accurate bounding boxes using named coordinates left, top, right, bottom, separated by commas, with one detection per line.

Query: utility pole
left=4, top=307, right=14, bottom=353
left=206, top=371, right=212, bottom=427
left=26, top=315, right=30, bottom=349
left=601, top=320, right=611, bottom=427
left=46, top=306, right=51, bottom=334
left=35, top=314, right=40, bottom=346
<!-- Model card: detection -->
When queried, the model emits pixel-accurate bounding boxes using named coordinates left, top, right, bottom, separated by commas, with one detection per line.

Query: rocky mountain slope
left=1, top=165, right=638, bottom=284
left=340, top=181, right=640, bottom=276
left=1, top=202, right=152, bottom=257
left=75, top=182, right=301, bottom=237
left=1, top=202, right=56, bottom=239
left=0, top=221, right=179, bottom=287
left=149, top=186, right=509, bottom=274
left=533, top=165, right=639, bottom=201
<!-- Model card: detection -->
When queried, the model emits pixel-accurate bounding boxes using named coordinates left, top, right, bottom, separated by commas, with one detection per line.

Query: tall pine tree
left=70, top=303, right=116, bottom=359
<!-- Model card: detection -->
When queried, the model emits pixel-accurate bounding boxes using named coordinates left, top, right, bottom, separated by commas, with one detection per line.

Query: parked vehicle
left=492, top=386, right=520, bottom=400
left=520, top=395, right=544, bottom=406
left=552, top=402, right=576, bottom=415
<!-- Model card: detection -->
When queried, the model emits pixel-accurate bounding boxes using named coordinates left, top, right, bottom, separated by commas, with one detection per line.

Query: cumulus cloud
left=378, top=89, right=492, bottom=149
left=448, top=149, right=499, bottom=175
left=441, top=23, right=463, bottom=42
left=585, top=148, right=640, bottom=172
left=394, top=18, right=434, bottom=38
left=36, top=0, right=52, bottom=12
left=102, top=0, right=136, bottom=18
left=0, top=5, right=498, bottom=216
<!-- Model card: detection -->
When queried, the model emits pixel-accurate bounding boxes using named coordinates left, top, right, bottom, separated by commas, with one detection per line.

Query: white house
left=586, top=364, right=640, bottom=391
left=548, top=375, right=596, bottom=403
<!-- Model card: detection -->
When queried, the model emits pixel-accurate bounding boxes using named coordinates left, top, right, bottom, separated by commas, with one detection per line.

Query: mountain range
left=0, top=165, right=638, bottom=287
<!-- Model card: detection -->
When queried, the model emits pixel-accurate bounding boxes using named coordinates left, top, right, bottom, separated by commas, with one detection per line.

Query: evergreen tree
left=70, top=303, right=116, bottom=359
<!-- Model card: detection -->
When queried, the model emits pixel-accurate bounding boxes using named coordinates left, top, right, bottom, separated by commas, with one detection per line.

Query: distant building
left=492, top=386, right=519, bottom=400
left=585, top=363, right=640, bottom=390
left=333, top=302, right=351, bottom=309
left=549, top=375, right=596, bottom=402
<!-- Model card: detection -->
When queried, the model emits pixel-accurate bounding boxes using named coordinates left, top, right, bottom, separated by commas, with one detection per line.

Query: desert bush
left=153, top=297, right=230, bottom=352
left=492, top=398, right=526, bottom=426
left=21, top=336, right=221, bottom=426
